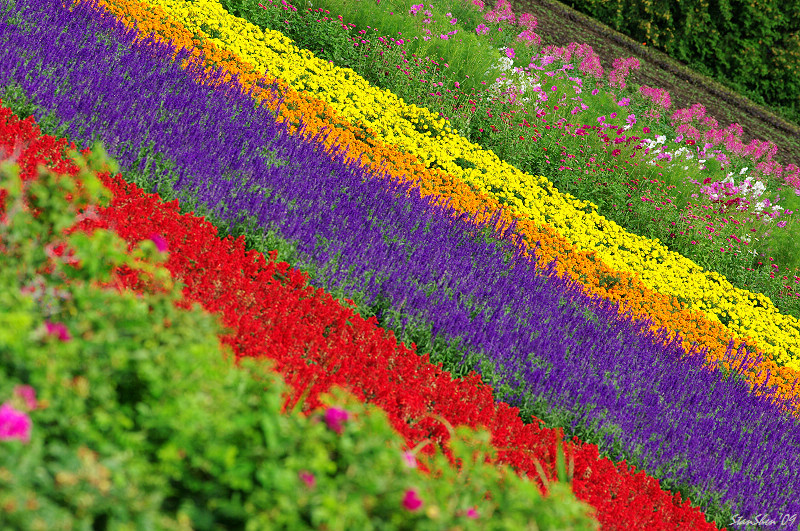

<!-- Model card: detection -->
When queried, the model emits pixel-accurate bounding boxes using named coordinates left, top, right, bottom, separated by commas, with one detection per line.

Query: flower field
left=2, top=0, right=800, bottom=528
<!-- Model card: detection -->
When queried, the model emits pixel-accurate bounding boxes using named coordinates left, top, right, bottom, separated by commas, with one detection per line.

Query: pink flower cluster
left=0, top=386, right=37, bottom=444
left=608, top=57, right=640, bottom=89
left=539, top=43, right=603, bottom=79
left=323, top=406, right=349, bottom=434
left=639, top=85, right=672, bottom=110
left=668, top=104, right=800, bottom=190
left=517, top=28, right=541, bottom=46
left=483, top=0, right=515, bottom=24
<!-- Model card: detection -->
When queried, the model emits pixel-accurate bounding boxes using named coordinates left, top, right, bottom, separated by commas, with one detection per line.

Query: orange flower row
left=91, top=0, right=800, bottom=413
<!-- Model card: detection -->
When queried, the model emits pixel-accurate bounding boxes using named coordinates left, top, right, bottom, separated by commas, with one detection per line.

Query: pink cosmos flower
left=466, top=506, right=479, bottom=519
left=505, top=47, right=515, bottom=59
left=14, top=385, right=37, bottom=410
left=149, top=233, right=169, bottom=252
left=45, top=321, right=71, bottom=342
left=323, top=407, right=349, bottom=434
left=299, top=470, right=316, bottom=488
left=402, top=489, right=423, bottom=511
left=0, top=403, right=32, bottom=443
left=402, top=451, right=417, bottom=468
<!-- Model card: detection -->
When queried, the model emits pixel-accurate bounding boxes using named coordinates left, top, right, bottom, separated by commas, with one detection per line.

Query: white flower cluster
left=484, top=55, right=536, bottom=105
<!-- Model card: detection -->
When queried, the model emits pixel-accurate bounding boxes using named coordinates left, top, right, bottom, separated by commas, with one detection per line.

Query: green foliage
left=0, top=148, right=598, bottom=529
left=217, top=0, right=364, bottom=65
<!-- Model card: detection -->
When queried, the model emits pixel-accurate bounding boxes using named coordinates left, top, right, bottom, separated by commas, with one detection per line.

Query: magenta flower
left=518, top=13, right=537, bottom=30
left=299, top=470, right=316, bottom=488
left=45, top=321, right=71, bottom=342
left=402, top=489, right=423, bottom=511
left=149, top=233, right=169, bottom=252
left=0, top=403, right=32, bottom=443
left=402, top=451, right=417, bottom=468
left=14, top=385, right=37, bottom=410
left=466, top=506, right=479, bottom=519
left=505, top=47, right=515, bottom=59
left=323, top=407, right=349, bottom=434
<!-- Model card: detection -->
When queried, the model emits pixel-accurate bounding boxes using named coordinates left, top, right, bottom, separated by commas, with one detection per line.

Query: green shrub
left=0, top=147, right=598, bottom=529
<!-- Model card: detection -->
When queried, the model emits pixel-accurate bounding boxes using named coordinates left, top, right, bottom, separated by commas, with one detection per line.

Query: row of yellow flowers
left=113, top=0, right=800, bottom=371
left=86, top=0, right=800, bottom=408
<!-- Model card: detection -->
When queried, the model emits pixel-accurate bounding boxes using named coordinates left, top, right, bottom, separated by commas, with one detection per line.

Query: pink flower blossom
left=323, top=407, right=349, bottom=434
left=517, top=29, right=541, bottom=46
left=45, top=321, right=71, bottom=342
left=299, top=470, right=316, bottom=488
left=402, top=489, right=423, bottom=511
left=403, top=451, right=417, bottom=468
left=518, top=13, right=537, bottom=30
left=0, top=403, right=31, bottom=443
left=149, top=233, right=169, bottom=252
left=14, top=386, right=37, bottom=411
left=505, top=47, right=515, bottom=59
left=466, top=506, right=479, bottom=519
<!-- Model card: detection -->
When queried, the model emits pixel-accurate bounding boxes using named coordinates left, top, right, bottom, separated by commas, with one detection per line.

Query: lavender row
left=1, top=0, right=798, bottom=524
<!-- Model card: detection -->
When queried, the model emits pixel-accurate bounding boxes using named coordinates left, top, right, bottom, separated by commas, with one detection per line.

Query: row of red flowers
left=0, top=103, right=719, bottom=529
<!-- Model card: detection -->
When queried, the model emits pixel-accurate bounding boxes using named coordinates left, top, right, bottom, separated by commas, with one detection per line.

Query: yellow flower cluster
left=126, top=0, right=800, bottom=368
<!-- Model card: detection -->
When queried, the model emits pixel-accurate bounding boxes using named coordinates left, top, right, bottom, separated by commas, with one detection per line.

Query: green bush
left=0, top=147, right=598, bottom=529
